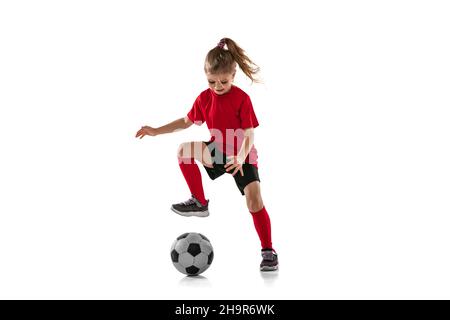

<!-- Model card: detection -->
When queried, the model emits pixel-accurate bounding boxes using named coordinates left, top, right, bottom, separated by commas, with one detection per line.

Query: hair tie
left=217, top=39, right=226, bottom=49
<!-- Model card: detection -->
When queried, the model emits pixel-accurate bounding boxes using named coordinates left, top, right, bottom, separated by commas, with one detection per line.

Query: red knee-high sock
left=178, top=158, right=207, bottom=205
left=250, top=206, right=273, bottom=250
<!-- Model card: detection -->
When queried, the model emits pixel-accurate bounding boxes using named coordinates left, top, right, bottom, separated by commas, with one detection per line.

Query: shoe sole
left=171, top=207, right=209, bottom=217
left=260, top=265, right=279, bottom=272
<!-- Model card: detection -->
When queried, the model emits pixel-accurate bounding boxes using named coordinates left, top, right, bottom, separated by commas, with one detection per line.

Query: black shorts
left=202, top=140, right=260, bottom=195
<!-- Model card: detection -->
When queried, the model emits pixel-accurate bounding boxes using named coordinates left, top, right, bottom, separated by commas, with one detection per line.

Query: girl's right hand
left=135, top=126, right=158, bottom=139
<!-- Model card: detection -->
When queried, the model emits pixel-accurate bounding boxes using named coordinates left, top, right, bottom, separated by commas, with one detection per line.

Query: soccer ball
left=170, top=232, right=214, bottom=276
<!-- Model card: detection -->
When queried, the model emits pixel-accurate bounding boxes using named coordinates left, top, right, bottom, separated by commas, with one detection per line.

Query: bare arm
left=156, top=116, right=193, bottom=135
left=237, top=128, right=254, bottom=162
left=135, top=116, right=193, bottom=138
left=224, top=128, right=255, bottom=176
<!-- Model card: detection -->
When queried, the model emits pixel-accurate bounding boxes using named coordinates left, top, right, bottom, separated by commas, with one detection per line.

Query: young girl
left=135, top=38, right=278, bottom=271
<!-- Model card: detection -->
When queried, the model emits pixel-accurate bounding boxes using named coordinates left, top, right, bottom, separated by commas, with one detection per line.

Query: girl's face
left=206, top=72, right=235, bottom=95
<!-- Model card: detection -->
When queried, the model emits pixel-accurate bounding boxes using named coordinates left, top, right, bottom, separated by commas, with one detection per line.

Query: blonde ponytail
left=204, top=38, right=261, bottom=83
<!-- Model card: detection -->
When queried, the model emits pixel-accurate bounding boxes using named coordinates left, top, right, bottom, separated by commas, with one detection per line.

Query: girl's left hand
left=225, top=156, right=244, bottom=177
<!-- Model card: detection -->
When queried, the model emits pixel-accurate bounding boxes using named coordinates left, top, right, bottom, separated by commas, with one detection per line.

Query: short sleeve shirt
left=187, top=85, right=259, bottom=166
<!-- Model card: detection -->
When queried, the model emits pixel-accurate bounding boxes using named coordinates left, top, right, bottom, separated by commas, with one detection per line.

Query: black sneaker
left=171, top=196, right=209, bottom=217
left=260, top=249, right=278, bottom=271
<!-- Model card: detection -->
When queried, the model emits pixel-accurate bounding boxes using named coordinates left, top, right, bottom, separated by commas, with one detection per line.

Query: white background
left=1, top=0, right=449, bottom=299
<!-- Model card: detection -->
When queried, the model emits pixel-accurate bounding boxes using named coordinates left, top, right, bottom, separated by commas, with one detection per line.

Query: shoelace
left=262, top=251, right=276, bottom=260
left=182, top=198, right=196, bottom=206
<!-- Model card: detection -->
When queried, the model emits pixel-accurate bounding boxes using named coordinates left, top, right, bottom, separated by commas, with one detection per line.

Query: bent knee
left=247, top=198, right=264, bottom=213
left=177, top=142, right=191, bottom=159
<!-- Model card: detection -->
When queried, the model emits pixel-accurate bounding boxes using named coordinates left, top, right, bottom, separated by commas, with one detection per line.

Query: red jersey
left=187, top=85, right=259, bottom=167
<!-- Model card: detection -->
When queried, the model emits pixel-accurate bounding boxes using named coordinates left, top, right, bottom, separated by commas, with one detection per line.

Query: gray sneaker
left=171, top=196, right=209, bottom=217
left=260, top=249, right=278, bottom=271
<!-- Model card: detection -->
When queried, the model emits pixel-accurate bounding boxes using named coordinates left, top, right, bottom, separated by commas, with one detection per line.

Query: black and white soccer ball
left=170, top=232, right=214, bottom=276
